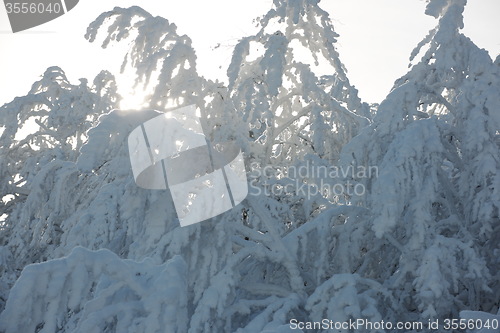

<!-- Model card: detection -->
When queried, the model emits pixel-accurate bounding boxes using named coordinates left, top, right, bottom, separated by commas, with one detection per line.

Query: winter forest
left=0, top=0, right=499, bottom=332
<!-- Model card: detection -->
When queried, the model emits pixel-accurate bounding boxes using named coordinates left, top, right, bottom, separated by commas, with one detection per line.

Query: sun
left=117, top=71, right=149, bottom=110
left=119, top=88, right=148, bottom=110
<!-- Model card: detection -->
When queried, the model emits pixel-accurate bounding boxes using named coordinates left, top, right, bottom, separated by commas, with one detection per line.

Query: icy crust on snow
left=0, top=247, right=188, bottom=333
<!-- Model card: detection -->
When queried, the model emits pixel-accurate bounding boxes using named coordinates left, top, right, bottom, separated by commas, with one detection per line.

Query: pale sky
left=0, top=0, right=499, bottom=107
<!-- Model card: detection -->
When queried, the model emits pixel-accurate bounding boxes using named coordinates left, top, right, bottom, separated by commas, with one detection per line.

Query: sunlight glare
left=119, top=87, right=148, bottom=110
left=117, top=71, right=148, bottom=110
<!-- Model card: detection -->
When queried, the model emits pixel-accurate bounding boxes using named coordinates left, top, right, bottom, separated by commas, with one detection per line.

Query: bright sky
left=0, top=0, right=499, bottom=107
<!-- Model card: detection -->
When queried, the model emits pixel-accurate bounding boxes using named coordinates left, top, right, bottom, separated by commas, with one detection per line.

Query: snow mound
left=0, top=247, right=187, bottom=333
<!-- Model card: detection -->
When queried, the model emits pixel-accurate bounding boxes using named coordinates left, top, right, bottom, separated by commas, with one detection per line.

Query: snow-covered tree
left=85, top=5, right=236, bottom=143
left=86, top=6, right=201, bottom=110
left=0, top=0, right=498, bottom=332
left=0, top=66, right=120, bottom=311
left=225, top=0, right=374, bottom=239
left=338, top=0, right=499, bottom=320
left=0, top=66, right=118, bottom=213
left=228, top=0, right=370, bottom=166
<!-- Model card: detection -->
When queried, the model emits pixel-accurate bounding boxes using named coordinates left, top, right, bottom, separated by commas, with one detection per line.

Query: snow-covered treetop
left=0, top=66, right=118, bottom=150
left=86, top=6, right=201, bottom=109
left=228, top=0, right=369, bottom=166
left=410, top=0, right=468, bottom=68
left=425, top=0, right=467, bottom=19
left=258, top=0, right=348, bottom=84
